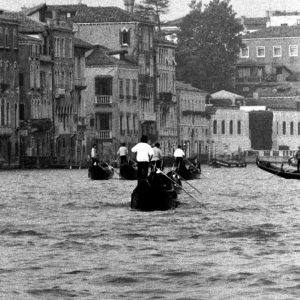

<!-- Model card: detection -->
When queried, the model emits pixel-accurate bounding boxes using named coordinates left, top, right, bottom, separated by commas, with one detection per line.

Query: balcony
left=74, top=77, right=86, bottom=88
left=159, top=128, right=177, bottom=136
left=0, top=126, right=12, bottom=136
left=94, top=95, right=113, bottom=105
left=141, top=112, right=156, bottom=122
left=55, top=88, right=65, bottom=97
left=95, top=130, right=112, bottom=139
left=40, top=54, right=53, bottom=63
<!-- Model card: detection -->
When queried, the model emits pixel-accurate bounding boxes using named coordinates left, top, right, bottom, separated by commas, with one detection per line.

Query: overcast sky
left=2, top=0, right=300, bottom=20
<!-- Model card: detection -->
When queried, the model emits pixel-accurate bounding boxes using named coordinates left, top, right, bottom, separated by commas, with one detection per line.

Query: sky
left=2, top=0, right=300, bottom=20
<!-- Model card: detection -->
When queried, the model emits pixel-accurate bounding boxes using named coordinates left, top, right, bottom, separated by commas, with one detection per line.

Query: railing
left=0, top=126, right=12, bottom=136
left=95, top=130, right=112, bottom=139
left=94, top=95, right=112, bottom=105
left=141, top=112, right=156, bottom=122
left=159, top=128, right=177, bottom=136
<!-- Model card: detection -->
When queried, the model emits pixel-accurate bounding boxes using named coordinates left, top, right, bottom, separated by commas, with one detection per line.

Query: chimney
left=124, top=0, right=135, bottom=13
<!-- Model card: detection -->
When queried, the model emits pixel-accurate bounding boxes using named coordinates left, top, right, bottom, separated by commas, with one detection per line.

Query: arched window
left=237, top=120, right=241, bottom=134
left=298, top=122, right=300, bottom=135
left=0, top=99, right=4, bottom=125
left=120, top=27, right=130, bottom=46
left=221, top=120, right=225, bottom=134
left=290, top=122, right=294, bottom=135
left=283, top=121, right=286, bottom=135
left=13, top=29, right=17, bottom=49
left=229, top=120, right=233, bottom=134
left=5, top=28, right=9, bottom=48
left=213, top=120, right=217, bottom=134
left=0, top=27, right=3, bottom=47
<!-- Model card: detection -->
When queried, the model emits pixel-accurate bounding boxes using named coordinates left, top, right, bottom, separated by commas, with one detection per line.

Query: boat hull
left=131, top=173, right=179, bottom=211
left=256, top=158, right=300, bottom=180
left=88, top=164, right=114, bottom=180
left=120, top=163, right=138, bottom=180
left=211, top=158, right=247, bottom=168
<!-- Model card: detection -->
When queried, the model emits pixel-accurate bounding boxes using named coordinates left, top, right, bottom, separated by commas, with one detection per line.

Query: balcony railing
left=0, top=126, right=12, bottom=136
left=141, top=112, right=156, bottom=122
left=95, top=130, right=112, bottom=139
left=159, top=128, right=177, bottom=136
left=94, top=95, right=112, bottom=105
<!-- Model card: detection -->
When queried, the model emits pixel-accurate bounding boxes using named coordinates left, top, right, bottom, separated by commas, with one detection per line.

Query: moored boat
left=88, top=162, right=114, bottom=180
left=131, top=171, right=179, bottom=211
left=119, top=161, right=138, bottom=180
left=256, top=158, right=300, bottom=180
left=211, top=158, right=247, bottom=168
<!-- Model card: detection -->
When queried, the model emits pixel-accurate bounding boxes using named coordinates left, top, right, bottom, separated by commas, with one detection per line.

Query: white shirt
left=117, top=146, right=128, bottom=156
left=131, top=142, right=154, bottom=162
left=91, top=147, right=97, bottom=158
left=174, top=148, right=185, bottom=158
left=151, top=147, right=162, bottom=161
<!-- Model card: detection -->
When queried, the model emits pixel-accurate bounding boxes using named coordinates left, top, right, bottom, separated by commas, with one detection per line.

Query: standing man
left=117, top=142, right=128, bottom=165
left=91, top=144, right=98, bottom=164
left=173, top=145, right=185, bottom=169
left=131, top=135, right=153, bottom=180
left=151, top=142, right=163, bottom=170
left=295, top=146, right=300, bottom=172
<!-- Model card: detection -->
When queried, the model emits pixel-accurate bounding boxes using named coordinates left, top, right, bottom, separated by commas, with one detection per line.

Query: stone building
left=210, top=107, right=251, bottom=157
left=72, top=2, right=157, bottom=142
left=154, top=37, right=177, bottom=156
left=176, top=81, right=210, bottom=158
left=0, top=13, right=20, bottom=167
left=235, top=26, right=300, bottom=97
left=84, top=45, right=139, bottom=161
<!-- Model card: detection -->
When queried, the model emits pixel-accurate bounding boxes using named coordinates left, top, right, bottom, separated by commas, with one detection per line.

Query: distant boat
left=88, top=162, right=114, bottom=180
left=131, top=171, right=179, bottom=211
left=256, top=158, right=300, bottom=180
left=176, top=162, right=201, bottom=180
left=119, top=161, right=138, bottom=180
left=210, top=158, right=247, bottom=168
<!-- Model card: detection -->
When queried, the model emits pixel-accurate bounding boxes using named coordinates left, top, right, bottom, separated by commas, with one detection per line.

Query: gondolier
left=173, top=145, right=185, bottom=169
left=295, top=146, right=300, bottom=172
left=131, top=135, right=154, bottom=181
left=117, top=142, right=128, bottom=165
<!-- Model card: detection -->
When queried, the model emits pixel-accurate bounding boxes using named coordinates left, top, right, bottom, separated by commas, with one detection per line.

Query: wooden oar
left=156, top=169, right=203, bottom=204
left=173, top=170, right=203, bottom=196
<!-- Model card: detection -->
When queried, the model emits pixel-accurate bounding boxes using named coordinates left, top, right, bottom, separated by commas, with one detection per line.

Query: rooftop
left=243, top=25, right=300, bottom=39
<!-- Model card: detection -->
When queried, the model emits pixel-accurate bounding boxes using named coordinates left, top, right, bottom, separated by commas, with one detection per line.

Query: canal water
left=0, top=165, right=300, bottom=299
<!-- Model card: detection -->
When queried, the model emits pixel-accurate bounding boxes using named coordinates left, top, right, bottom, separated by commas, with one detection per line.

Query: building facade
left=176, top=81, right=209, bottom=158
left=0, top=14, right=19, bottom=167
left=154, top=38, right=177, bottom=156
left=84, top=46, right=139, bottom=161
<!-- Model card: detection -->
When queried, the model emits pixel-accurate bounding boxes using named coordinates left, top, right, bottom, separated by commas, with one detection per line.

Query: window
left=95, top=77, right=112, bottom=95
left=5, top=28, right=9, bottom=48
left=120, top=115, right=123, bottom=133
left=119, top=79, right=124, bottom=99
left=132, top=79, right=137, bottom=99
left=13, top=29, right=17, bottom=49
left=120, top=28, right=130, bottom=46
left=69, top=38, right=72, bottom=58
left=290, top=122, right=294, bottom=135
left=126, top=115, right=130, bottom=133
left=273, top=46, right=281, bottom=57
left=240, top=46, right=249, bottom=58
left=19, top=103, right=25, bottom=120
left=298, top=122, right=300, bottom=135
left=0, top=27, right=3, bottom=47
left=213, top=120, right=217, bottom=134
left=257, top=46, right=265, bottom=57
left=126, top=79, right=130, bottom=99
left=237, top=120, right=241, bottom=135
left=229, top=120, right=233, bottom=134
left=289, top=45, right=298, bottom=57
left=221, top=120, right=225, bottom=134
left=283, top=121, right=286, bottom=135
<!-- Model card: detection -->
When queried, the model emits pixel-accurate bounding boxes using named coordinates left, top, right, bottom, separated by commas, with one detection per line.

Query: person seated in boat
left=295, top=146, right=300, bottom=172
left=117, top=142, right=128, bottom=165
left=173, top=145, right=185, bottom=169
left=90, top=144, right=98, bottom=165
left=151, top=142, right=163, bottom=171
left=131, top=135, right=154, bottom=181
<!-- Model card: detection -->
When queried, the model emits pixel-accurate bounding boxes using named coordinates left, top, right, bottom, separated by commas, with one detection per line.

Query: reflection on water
left=0, top=165, right=300, bottom=299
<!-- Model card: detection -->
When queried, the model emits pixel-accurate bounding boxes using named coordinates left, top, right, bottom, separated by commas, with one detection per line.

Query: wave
left=0, top=228, right=46, bottom=237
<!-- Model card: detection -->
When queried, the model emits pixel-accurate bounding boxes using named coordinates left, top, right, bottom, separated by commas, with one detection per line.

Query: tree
left=134, top=0, right=170, bottom=30
left=176, top=0, right=243, bottom=92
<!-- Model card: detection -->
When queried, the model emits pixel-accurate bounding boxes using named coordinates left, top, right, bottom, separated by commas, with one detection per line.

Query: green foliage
left=176, top=0, right=243, bottom=92
left=134, top=0, right=169, bottom=29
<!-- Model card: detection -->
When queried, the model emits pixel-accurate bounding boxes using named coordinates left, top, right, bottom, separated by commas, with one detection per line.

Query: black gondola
left=176, top=162, right=201, bottom=180
left=88, top=162, right=114, bottom=180
left=211, top=158, right=247, bottom=168
left=119, top=161, right=138, bottom=180
left=131, top=171, right=179, bottom=211
left=166, top=170, right=182, bottom=193
left=256, top=158, right=300, bottom=180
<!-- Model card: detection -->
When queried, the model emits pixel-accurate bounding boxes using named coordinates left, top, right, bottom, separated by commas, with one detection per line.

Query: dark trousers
left=120, top=156, right=127, bottom=164
left=137, top=161, right=149, bottom=180
left=151, top=160, right=162, bottom=170
left=175, top=157, right=183, bottom=168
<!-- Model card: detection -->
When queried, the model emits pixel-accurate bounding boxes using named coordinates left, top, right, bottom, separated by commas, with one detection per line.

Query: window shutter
left=119, top=30, right=123, bottom=45
left=128, top=29, right=131, bottom=46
